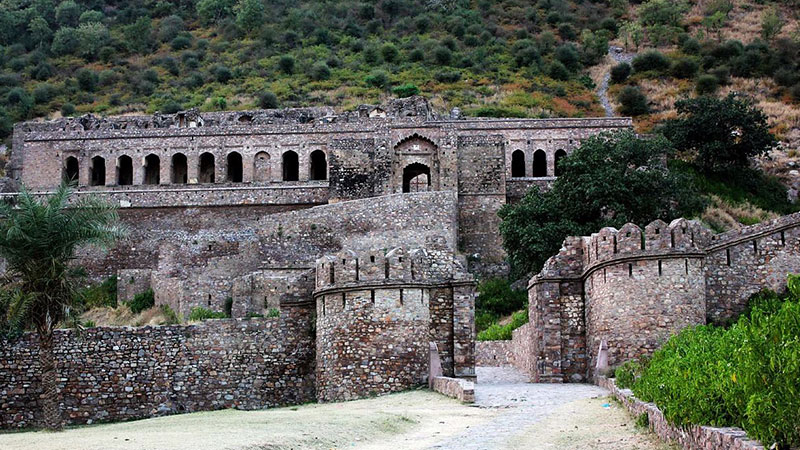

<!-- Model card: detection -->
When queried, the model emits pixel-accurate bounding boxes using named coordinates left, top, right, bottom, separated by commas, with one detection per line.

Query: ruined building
left=1, top=97, right=632, bottom=426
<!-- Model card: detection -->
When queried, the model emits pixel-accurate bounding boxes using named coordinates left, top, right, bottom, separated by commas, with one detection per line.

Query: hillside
left=0, top=0, right=617, bottom=143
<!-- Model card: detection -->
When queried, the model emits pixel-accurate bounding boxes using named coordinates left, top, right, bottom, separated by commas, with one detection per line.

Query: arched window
left=402, top=163, right=431, bottom=193
left=90, top=156, right=105, bottom=186
left=511, top=150, right=525, bottom=178
left=533, top=150, right=547, bottom=177
left=63, top=156, right=79, bottom=183
left=172, top=153, right=188, bottom=184
left=144, top=154, right=160, bottom=185
left=254, top=151, right=271, bottom=182
left=226, top=152, right=243, bottom=183
left=554, top=149, right=567, bottom=177
left=309, top=150, right=327, bottom=181
left=199, top=152, right=215, bottom=183
left=282, top=150, right=299, bottom=181
left=117, top=155, right=133, bottom=186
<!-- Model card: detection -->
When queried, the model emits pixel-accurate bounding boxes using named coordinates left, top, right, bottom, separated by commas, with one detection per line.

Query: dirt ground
left=0, top=389, right=676, bottom=450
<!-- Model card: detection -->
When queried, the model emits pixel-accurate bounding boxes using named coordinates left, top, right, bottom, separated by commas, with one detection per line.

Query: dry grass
left=82, top=305, right=174, bottom=327
left=686, top=0, right=799, bottom=44
left=700, top=195, right=779, bottom=232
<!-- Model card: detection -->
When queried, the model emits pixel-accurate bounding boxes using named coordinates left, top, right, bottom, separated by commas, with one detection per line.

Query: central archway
left=402, top=163, right=431, bottom=193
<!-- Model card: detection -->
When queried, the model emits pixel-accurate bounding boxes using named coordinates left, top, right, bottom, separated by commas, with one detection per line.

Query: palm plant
left=0, top=183, right=125, bottom=430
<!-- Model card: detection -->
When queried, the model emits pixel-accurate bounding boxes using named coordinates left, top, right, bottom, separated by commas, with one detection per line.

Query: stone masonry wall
left=0, top=306, right=315, bottom=429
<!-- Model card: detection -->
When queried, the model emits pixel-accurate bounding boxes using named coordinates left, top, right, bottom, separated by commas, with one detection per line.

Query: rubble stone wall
left=0, top=307, right=315, bottom=429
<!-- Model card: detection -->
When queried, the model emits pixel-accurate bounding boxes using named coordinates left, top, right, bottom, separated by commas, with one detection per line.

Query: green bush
left=613, top=358, right=648, bottom=389
left=695, top=74, right=719, bottom=95
left=477, top=279, right=527, bottom=317
left=670, top=58, right=698, bottom=79
left=392, top=83, right=419, bottom=98
left=78, top=276, right=118, bottom=309
left=188, top=307, right=227, bottom=321
left=610, top=62, right=631, bottom=83
left=477, top=309, right=528, bottom=341
left=617, top=86, right=649, bottom=116
left=364, top=70, right=390, bottom=88
left=309, top=62, right=331, bottom=81
left=631, top=50, right=670, bottom=73
left=160, top=305, right=179, bottom=324
left=626, top=275, right=800, bottom=449
left=128, top=289, right=155, bottom=314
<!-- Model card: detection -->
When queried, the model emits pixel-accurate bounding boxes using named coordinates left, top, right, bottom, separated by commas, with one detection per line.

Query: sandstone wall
left=0, top=307, right=315, bottom=429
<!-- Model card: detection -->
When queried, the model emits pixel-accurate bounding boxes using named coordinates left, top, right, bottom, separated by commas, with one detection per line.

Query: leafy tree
left=620, top=21, right=644, bottom=50
left=123, top=17, right=153, bottom=54
left=76, top=22, right=110, bottom=59
left=0, top=184, right=124, bottom=429
left=499, top=131, right=701, bottom=277
left=51, top=27, right=80, bottom=56
left=197, top=0, right=236, bottom=24
left=617, top=85, right=649, bottom=116
left=28, top=16, right=53, bottom=48
left=761, top=7, right=783, bottom=42
left=278, top=55, right=295, bottom=74
left=78, top=10, right=104, bottom=25
left=55, top=0, right=81, bottom=27
left=158, top=15, right=184, bottom=43
left=662, top=94, right=778, bottom=173
left=554, top=43, right=581, bottom=71
left=638, top=0, right=688, bottom=27
left=76, top=68, right=98, bottom=92
left=235, top=0, right=265, bottom=32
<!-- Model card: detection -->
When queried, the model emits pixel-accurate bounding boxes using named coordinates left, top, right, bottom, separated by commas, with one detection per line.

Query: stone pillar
left=242, top=150, right=254, bottom=183
left=160, top=154, right=170, bottom=185
left=452, top=283, right=476, bottom=379
left=105, top=157, right=115, bottom=186
left=187, top=153, right=199, bottom=184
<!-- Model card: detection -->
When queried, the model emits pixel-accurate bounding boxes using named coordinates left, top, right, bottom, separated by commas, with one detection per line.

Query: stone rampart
left=0, top=307, right=314, bottom=429
left=313, top=248, right=476, bottom=402
left=520, top=213, right=800, bottom=383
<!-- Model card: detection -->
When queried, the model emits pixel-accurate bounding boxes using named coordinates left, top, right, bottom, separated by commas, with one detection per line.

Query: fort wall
left=0, top=308, right=315, bottom=429
left=513, top=212, right=800, bottom=383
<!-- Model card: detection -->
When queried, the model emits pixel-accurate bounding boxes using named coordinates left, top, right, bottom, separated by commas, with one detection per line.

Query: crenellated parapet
left=522, top=211, right=800, bottom=384
left=313, top=246, right=476, bottom=402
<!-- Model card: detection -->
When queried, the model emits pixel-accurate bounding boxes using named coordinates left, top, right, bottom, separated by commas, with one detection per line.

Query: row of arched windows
left=63, top=150, right=328, bottom=186
left=510, top=149, right=567, bottom=178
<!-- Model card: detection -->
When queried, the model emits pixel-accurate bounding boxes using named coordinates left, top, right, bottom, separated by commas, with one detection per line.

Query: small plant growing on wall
left=267, top=308, right=280, bottom=318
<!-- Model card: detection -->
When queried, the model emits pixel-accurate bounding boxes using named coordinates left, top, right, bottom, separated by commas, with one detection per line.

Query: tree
left=662, top=94, right=777, bottom=173
left=620, top=21, right=643, bottom=50
left=76, top=22, right=109, bottom=59
left=258, top=90, right=278, bottom=108
left=761, top=7, right=783, bottom=42
left=51, top=27, right=80, bottom=56
left=55, top=0, right=81, bottom=27
left=499, top=131, right=701, bottom=278
left=197, top=0, right=236, bottom=24
left=235, top=0, right=265, bottom=32
left=123, top=17, right=153, bottom=54
left=0, top=184, right=124, bottom=429
left=617, top=85, right=649, bottom=116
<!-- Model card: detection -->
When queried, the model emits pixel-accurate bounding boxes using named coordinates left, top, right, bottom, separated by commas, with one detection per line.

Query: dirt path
left=597, top=46, right=637, bottom=117
left=0, top=367, right=676, bottom=450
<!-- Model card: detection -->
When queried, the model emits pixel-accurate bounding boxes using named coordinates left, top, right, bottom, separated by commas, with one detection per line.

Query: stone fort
left=3, top=96, right=799, bottom=428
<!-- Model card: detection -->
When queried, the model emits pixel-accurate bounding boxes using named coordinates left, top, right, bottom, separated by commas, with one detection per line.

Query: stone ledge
left=596, top=376, right=764, bottom=450
left=432, top=376, right=475, bottom=403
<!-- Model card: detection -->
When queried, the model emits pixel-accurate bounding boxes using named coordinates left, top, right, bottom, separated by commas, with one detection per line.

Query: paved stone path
left=430, top=367, right=608, bottom=449
left=597, top=46, right=637, bottom=117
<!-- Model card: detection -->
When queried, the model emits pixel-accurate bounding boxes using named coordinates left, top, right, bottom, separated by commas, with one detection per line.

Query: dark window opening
left=199, top=152, right=215, bottom=183
left=511, top=150, right=525, bottom=178
left=282, top=151, right=299, bottom=181
left=64, top=156, right=79, bottom=183
left=171, top=153, right=188, bottom=184
left=144, top=154, right=160, bottom=185
left=402, top=163, right=431, bottom=193
left=90, top=156, right=105, bottom=186
left=117, top=155, right=133, bottom=186
left=309, top=150, right=327, bottom=181
left=533, top=150, right=547, bottom=177
left=226, top=152, right=243, bottom=182
left=554, top=149, right=567, bottom=176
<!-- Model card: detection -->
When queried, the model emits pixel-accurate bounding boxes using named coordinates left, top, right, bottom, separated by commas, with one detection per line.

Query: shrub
left=670, top=58, right=698, bottom=79
left=617, top=86, right=649, bottom=116
left=33, top=83, right=59, bottom=104
left=188, top=307, right=227, bottom=321
left=278, top=55, right=295, bottom=74
left=392, top=83, right=419, bottom=98
left=380, top=43, right=399, bottom=63
left=76, top=69, right=98, bottom=92
left=774, top=68, right=799, bottom=88
left=267, top=308, right=280, bottom=318
left=631, top=50, right=670, bottom=73
left=610, top=62, right=631, bottom=83
left=476, top=279, right=527, bottom=317
left=364, top=70, right=390, bottom=88
left=309, top=62, right=331, bottom=81
left=476, top=309, right=528, bottom=341
left=160, top=305, right=179, bottom=324
left=628, top=275, right=800, bottom=448
left=434, top=70, right=461, bottom=83
left=61, top=103, right=76, bottom=117
left=171, top=35, right=193, bottom=50
left=433, top=45, right=452, bottom=65
left=128, top=289, right=155, bottom=314
left=695, top=74, right=719, bottom=95
left=614, top=358, right=648, bottom=389
left=213, top=64, right=233, bottom=83
left=548, top=61, right=570, bottom=81
left=78, top=277, right=118, bottom=309
left=259, top=91, right=279, bottom=108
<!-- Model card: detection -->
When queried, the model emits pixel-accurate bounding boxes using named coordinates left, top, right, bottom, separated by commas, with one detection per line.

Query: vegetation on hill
left=474, top=278, right=527, bottom=337
left=500, top=95, right=796, bottom=278
left=0, top=0, right=626, bottom=143
left=614, top=274, right=800, bottom=449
